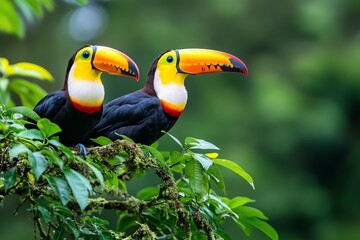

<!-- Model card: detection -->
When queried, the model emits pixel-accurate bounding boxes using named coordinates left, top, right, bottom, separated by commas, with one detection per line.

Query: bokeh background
left=1, top=0, right=359, bottom=239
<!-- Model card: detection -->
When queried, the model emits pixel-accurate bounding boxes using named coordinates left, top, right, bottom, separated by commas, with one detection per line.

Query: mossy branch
left=0, top=107, right=277, bottom=240
left=0, top=139, right=214, bottom=239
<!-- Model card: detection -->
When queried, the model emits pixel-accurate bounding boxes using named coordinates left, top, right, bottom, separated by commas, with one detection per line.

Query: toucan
left=89, top=48, right=248, bottom=145
left=33, top=45, right=139, bottom=146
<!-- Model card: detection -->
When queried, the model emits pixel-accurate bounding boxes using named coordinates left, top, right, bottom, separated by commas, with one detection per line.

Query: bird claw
left=75, top=143, right=87, bottom=158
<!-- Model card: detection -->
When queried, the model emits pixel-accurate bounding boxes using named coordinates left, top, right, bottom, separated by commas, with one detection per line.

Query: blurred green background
left=1, top=0, right=359, bottom=239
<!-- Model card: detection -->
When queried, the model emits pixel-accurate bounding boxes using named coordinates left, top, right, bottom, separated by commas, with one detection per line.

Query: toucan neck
left=67, top=65, right=105, bottom=114
left=153, top=70, right=188, bottom=118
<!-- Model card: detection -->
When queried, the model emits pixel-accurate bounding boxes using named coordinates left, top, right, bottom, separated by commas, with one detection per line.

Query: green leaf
left=37, top=118, right=61, bottom=138
left=41, top=148, right=64, bottom=169
left=4, top=166, right=18, bottom=191
left=17, top=129, right=44, bottom=141
left=0, top=122, right=9, bottom=133
left=0, top=77, right=9, bottom=91
left=0, top=0, right=24, bottom=38
left=9, top=143, right=29, bottom=159
left=150, top=140, right=159, bottom=149
left=227, top=196, right=255, bottom=209
left=63, top=167, right=92, bottom=210
left=9, top=79, right=48, bottom=108
left=176, top=178, right=195, bottom=199
left=14, top=0, right=54, bottom=23
left=14, top=0, right=40, bottom=22
left=9, top=62, right=53, bottom=80
left=37, top=205, right=51, bottom=223
left=185, top=137, right=220, bottom=150
left=162, top=131, right=183, bottom=148
left=168, top=151, right=189, bottom=172
left=199, top=204, right=218, bottom=225
left=0, top=77, right=10, bottom=106
left=6, top=106, right=40, bottom=121
left=40, top=0, right=54, bottom=11
left=114, top=133, right=134, bottom=143
left=8, top=122, right=25, bottom=132
left=185, top=159, right=208, bottom=197
left=79, top=158, right=104, bottom=186
left=49, top=138, right=62, bottom=147
left=54, top=226, right=66, bottom=240
left=246, top=218, right=279, bottom=240
left=29, top=151, right=48, bottom=181
left=137, top=187, right=159, bottom=200
left=207, top=194, right=237, bottom=218
left=106, top=172, right=119, bottom=190
left=213, top=158, right=255, bottom=189
left=207, top=164, right=226, bottom=193
left=54, top=205, right=74, bottom=218
left=143, top=145, right=166, bottom=167
left=234, top=206, right=268, bottom=220
left=194, top=153, right=213, bottom=171
left=63, top=218, right=80, bottom=238
left=83, top=215, right=109, bottom=226
left=46, top=175, right=71, bottom=206
left=58, top=145, right=74, bottom=159
left=0, top=88, right=11, bottom=107
left=234, top=206, right=278, bottom=240
left=90, top=136, right=113, bottom=146
left=107, top=155, right=125, bottom=166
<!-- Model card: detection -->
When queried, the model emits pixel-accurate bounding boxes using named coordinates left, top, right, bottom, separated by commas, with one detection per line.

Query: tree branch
left=0, top=139, right=216, bottom=239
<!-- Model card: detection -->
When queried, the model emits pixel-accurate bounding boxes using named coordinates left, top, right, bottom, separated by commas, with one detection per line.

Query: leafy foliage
left=0, top=107, right=278, bottom=239
left=0, top=57, right=53, bottom=108
left=0, top=0, right=88, bottom=38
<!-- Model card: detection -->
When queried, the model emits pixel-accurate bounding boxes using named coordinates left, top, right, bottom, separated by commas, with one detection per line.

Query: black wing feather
left=33, top=90, right=67, bottom=120
left=91, top=91, right=177, bottom=145
left=34, top=90, right=102, bottom=146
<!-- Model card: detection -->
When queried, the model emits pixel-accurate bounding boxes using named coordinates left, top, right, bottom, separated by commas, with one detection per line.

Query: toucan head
left=146, top=48, right=248, bottom=117
left=65, top=45, right=140, bottom=114
left=65, top=45, right=139, bottom=86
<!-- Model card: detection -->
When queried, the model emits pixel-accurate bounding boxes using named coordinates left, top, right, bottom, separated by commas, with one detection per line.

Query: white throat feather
left=153, top=70, right=188, bottom=107
left=67, top=65, right=105, bottom=107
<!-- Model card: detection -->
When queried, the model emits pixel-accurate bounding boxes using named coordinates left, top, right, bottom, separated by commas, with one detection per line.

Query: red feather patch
left=71, top=101, right=101, bottom=114
left=160, top=100, right=184, bottom=118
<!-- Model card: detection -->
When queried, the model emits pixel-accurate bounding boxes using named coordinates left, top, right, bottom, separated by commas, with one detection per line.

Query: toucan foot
left=75, top=143, right=87, bottom=158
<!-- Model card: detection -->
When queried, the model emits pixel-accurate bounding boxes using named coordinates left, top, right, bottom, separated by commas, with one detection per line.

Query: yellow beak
left=92, top=46, right=140, bottom=81
left=175, top=48, right=248, bottom=76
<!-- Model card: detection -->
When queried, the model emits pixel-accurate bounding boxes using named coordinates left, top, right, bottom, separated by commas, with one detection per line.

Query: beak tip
left=127, top=59, right=140, bottom=81
left=229, top=57, right=248, bottom=76
left=242, top=67, right=249, bottom=76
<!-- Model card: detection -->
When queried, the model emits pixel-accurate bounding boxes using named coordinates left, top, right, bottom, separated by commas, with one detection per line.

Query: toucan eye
left=166, top=56, right=174, bottom=63
left=82, top=50, right=90, bottom=59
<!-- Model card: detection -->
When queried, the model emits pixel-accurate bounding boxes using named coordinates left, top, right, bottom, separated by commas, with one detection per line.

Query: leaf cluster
left=0, top=57, right=53, bottom=108
left=0, top=0, right=88, bottom=38
left=0, top=107, right=278, bottom=239
left=137, top=133, right=277, bottom=239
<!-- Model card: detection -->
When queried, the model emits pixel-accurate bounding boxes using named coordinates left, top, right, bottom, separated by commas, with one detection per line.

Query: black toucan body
left=33, top=45, right=139, bottom=146
left=90, top=49, right=248, bottom=145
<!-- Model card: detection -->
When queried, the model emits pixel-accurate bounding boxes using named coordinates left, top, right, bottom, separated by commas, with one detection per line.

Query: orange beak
left=92, top=46, right=140, bottom=81
left=175, top=48, right=248, bottom=76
